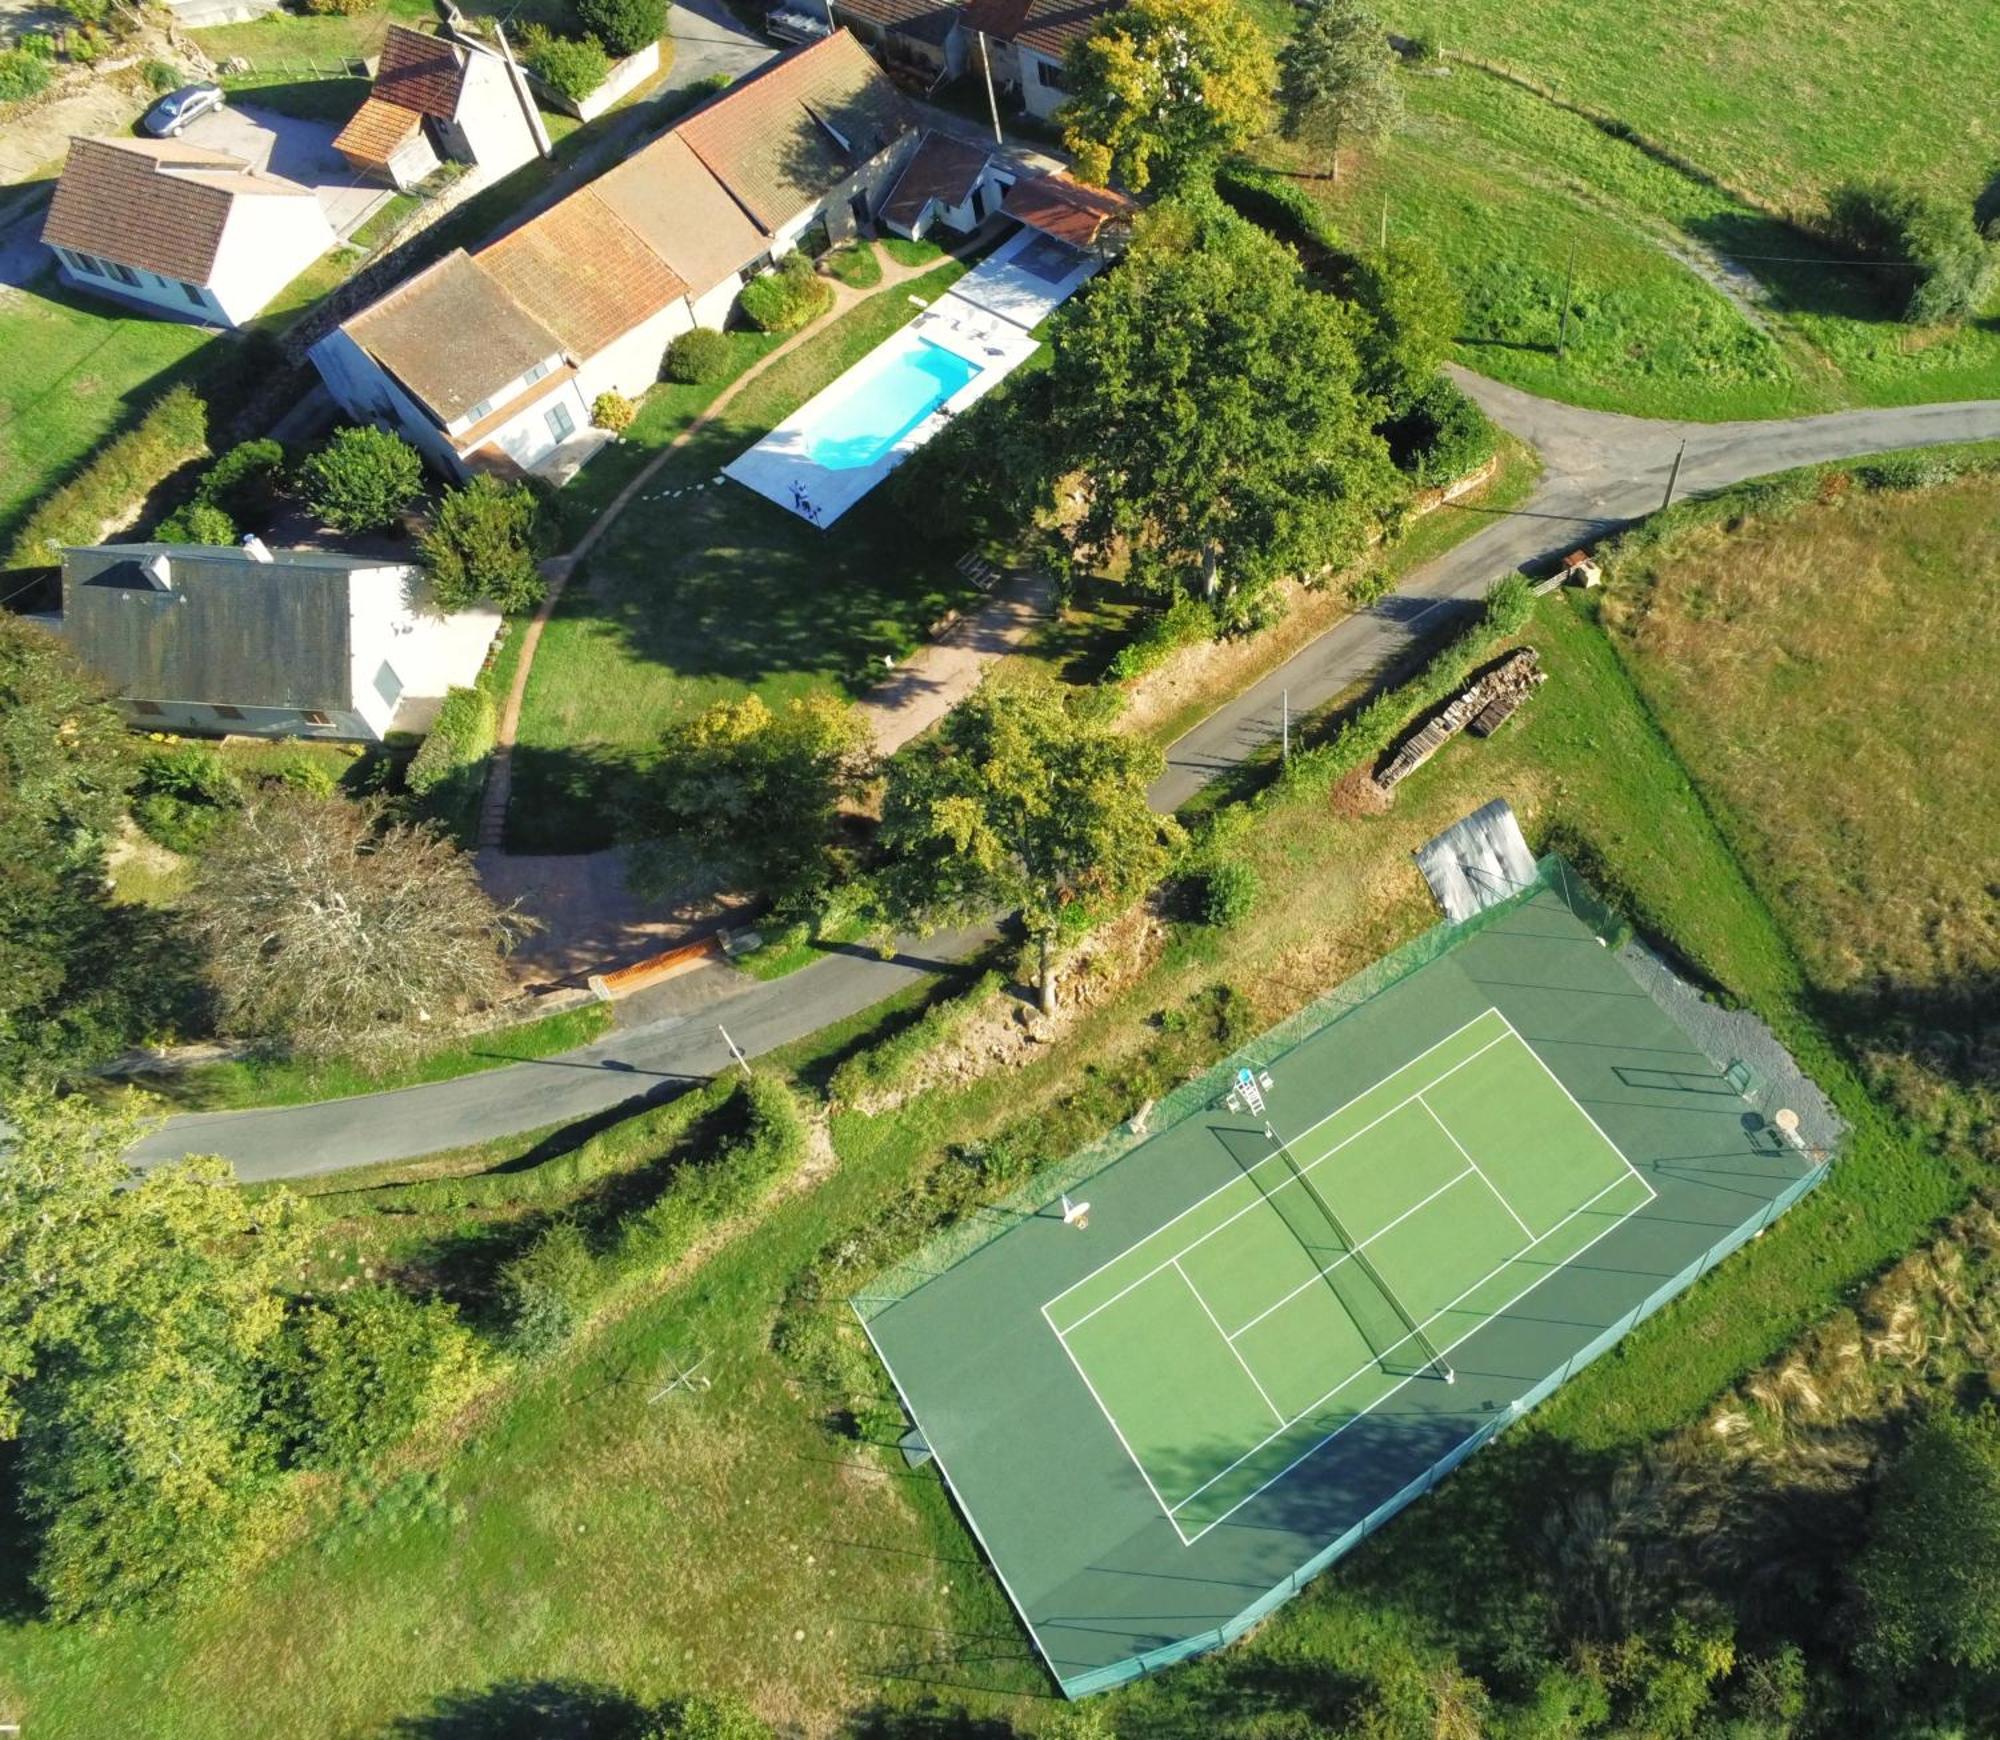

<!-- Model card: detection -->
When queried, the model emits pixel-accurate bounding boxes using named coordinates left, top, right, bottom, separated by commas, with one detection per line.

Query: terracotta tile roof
left=333, top=94, right=424, bottom=167
left=833, top=0, right=961, bottom=48
left=1002, top=170, right=1134, bottom=246
left=962, top=0, right=1112, bottom=59
left=881, top=130, right=992, bottom=230
left=676, top=30, right=913, bottom=231
left=41, top=135, right=316, bottom=284
left=592, top=131, right=768, bottom=296
left=374, top=24, right=467, bottom=122
left=479, top=190, right=688, bottom=357
left=342, top=249, right=564, bottom=422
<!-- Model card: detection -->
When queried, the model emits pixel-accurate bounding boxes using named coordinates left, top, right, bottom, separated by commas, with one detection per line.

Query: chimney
left=143, top=553, right=174, bottom=591
left=241, top=535, right=274, bottom=564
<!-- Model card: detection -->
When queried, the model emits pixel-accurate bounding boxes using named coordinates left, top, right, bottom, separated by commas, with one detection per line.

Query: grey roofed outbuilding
left=61, top=543, right=389, bottom=711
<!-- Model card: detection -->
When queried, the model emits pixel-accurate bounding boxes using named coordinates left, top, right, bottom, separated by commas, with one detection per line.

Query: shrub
left=1401, top=31, right=1443, bottom=66
left=418, top=474, right=544, bottom=613
left=664, top=327, right=732, bottom=384
left=141, top=57, right=179, bottom=91
left=1213, top=162, right=1343, bottom=258
left=5, top=385, right=207, bottom=569
left=827, top=970, right=1006, bottom=1106
left=275, top=754, right=339, bottom=798
left=300, top=0, right=383, bottom=15
left=1192, top=856, right=1259, bottom=927
left=573, top=0, right=664, bottom=58
left=1856, top=452, right=1965, bottom=492
left=1380, top=377, right=1497, bottom=490
left=405, top=683, right=497, bottom=814
left=500, top=1221, right=599, bottom=1356
left=1824, top=181, right=1996, bottom=325
left=1108, top=593, right=1220, bottom=681
left=298, top=425, right=424, bottom=533
left=132, top=743, right=244, bottom=853
left=518, top=25, right=609, bottom=103
left=738, top=254, right=832, bottom=334
left=18, top=30, right=55, bottom=59
left=0, top=47, right=53, bottom=101
left=591, top=389, right=636, bottom=432
left=153, top=500, right=237, bottom=545
left=195, top=438, right=286, bottom=527
left=275, top=1287, right=483, bottom=1469
left=650, top=1694, right=773, bottom=1740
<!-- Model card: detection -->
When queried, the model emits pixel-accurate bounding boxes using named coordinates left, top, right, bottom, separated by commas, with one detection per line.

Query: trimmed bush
left=519, top=25, right=609, bottom=104
left=299, top=425, right=424, bottom=533
left=131, top=743, right=244, bottom=854
left=591, top=389, right=636, bottom=432
left=153, top=500, right=237, bottom=546
left=738, top=254, right=832, bottom=334
left=1381, top=377, right=1497, bottom=490
left=141, top=58, right=178, bottom=91
left=1192, top=856, right=1259, bottom=927
left=275, top=1287, right=484, bottom=1469
left=828, top=970, right=1006, bottom=1106
left=404, top=684, right=497, bottom=833
left=5, top=385, right=207, bottom=569
left=664, top=327, right=732, bottom=384
left=1824, top=181, right=1996, bottom=325
left=574, top=0, right=664, bottom=58
left=0, top=47, right=53, bottom=102
left=1108, top=593, right=1220, bottom=681
left=500, top=1220, right=598, bottom=1356
left=195, top=438, right=286, bottom=527
left=418, top=474, right=544, bottom=613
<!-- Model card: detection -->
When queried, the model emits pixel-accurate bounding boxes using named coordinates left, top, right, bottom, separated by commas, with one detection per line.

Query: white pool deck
left=723, top=227, right=1104, bottom=527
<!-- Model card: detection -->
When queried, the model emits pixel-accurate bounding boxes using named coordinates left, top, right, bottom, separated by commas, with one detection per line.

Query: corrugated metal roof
left=60, top=544, right=376, bottom=710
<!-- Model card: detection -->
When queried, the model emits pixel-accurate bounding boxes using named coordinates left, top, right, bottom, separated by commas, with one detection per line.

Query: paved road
left=128, top=379, right=2000, bottom=1176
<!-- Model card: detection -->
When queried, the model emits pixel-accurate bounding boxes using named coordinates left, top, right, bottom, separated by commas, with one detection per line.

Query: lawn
left=5, top=528, right=1978, bottom=1732
left=1273, top=66, right=2000, bottom=419
left=507, top=259, right=979, bottom=850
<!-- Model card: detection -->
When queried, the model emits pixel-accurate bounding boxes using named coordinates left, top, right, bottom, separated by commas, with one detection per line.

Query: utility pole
left=718, top=1024, right=752, bottom=1081
left=1661, top=438, right=1688, bottom=512
left=1556, top=241, right=1577, bottom=364
left=1379, top=192, right=1388, bottom=253
left=976, top=31, right=1003, bottom=147
left=1281, top=689, right=1290, bottom=766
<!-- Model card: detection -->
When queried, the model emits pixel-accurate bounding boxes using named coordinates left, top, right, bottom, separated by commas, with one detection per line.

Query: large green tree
left=874, top=672, right=1181, bottom=1013
left=1853, top=1407, right=2000, bottom=1686
left=1061, top=0, right=1275, bottom=193
left=1277, top=0, right=1403, bottom=179
left=1346, top=236, right=1462, bottom=414
left=0, top=617, right=187, bottom=1081
left=1040, top=197, right=1403, bottom=607
left=623, top=693, right=872, bottom=906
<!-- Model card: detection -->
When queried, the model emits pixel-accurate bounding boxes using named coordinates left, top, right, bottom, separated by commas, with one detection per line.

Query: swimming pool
left=807, top=339, right=982, bottom=471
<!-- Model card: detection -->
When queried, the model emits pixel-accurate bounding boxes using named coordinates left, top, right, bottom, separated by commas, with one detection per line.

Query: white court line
left=1489, top=1009, right=1658, bottom=1205
left=1174, top=1260, right=1285, bottom=1425
left=1418, top=1094, right=1536, bottom=1240
left=1044, top=1009, right=1509, bottom=1321
left=1222, top=1161, right=1477, bottom=1343
left=1049, top=1024, right=1513, bottom=1337
left=1168, top=1168, right=1656, bottom=1544
left=1038, top=1293, right=1195, bottom=1546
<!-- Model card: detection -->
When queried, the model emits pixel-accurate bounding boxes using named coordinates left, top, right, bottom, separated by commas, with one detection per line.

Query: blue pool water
left=808, top=340, right=981, bottom=471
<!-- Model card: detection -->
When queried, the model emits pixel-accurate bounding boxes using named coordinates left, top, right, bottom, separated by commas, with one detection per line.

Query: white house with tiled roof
left=40, top=135, right=335, bottom=326
left=311, top=30, right=918, bottom=482
left=333, top=21, right=548, bottom=192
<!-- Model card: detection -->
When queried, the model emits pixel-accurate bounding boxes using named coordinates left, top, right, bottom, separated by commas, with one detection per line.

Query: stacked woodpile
left=1372, top=648, right=1546, bottom=794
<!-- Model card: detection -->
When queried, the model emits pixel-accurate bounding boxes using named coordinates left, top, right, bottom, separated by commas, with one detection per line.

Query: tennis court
left=1044, top=1009, right=1653, bottom=1537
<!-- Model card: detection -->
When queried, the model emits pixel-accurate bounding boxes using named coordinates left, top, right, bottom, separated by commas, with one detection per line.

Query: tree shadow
left=1681, top=207, right=1908, bottom=324
left=382, top=1678, right=657, bottom=1738
left=843, top=1696, right=1023, bottom=1737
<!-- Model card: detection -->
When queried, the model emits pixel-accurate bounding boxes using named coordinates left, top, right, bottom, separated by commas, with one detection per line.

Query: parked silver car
left=141, top=83, right=225, bottom=137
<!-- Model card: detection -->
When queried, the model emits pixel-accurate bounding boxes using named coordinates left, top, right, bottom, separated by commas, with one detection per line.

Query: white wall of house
left=689, top=273, right=744, bottom=331
left=206, top=193, right=338, bottom=324
left=575, top=300, right=695, bottom=405
left=50, top=248, right=224, bottom=322
left=482, top=375, right=593, bottom=471
left=309, top=328, right=470, bottom=480
left=1017, top=46, right=1069, bottom=119
left=385, top=130, right=443, bottom=190
left=445, top=46, right=545, bottom=179
left=779, top=133, right=921, bottom=249
left=349, top=566, right=501, bottom=735
left=441, top=350, right=569, bottom=443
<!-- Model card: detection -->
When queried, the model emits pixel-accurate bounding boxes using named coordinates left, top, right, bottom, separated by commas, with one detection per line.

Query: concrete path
left=128, top=378, right=2000, bottom=1175
left=865, top=570, right=1055, bottom=755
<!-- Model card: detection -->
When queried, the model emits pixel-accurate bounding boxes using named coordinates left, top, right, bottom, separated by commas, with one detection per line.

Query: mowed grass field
left=6, top=554, right=1979, bottom=1735
left=1600, top=467, right=2000, bottom=1127
left=1383, top=0, right=2000, bottom=213
left=507, top=261, right=976, bottom=851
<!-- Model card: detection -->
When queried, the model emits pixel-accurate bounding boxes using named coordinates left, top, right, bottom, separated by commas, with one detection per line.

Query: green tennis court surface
left=1046, top=1009, right=1654, bottom=1538
left=857, top=862, right=1831, bottom=1697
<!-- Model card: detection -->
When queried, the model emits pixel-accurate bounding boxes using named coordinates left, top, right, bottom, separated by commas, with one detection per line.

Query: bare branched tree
left=182, top=794, right=533, bottom=1058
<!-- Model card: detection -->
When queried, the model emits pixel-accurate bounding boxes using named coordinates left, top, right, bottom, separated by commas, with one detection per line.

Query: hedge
left=827, top=970, right=1006, bottom=1106
left=405, top=684, right=497, bottom=839
left=1381, top=377, right=1499, bottom=492
left=1107, top=593, right=1220, bottom=681
left=1824, top=181, right=1996, bottom=326
left=6, top=385, right=208, bottom=570
left=739, top=255, right=832, bottom=334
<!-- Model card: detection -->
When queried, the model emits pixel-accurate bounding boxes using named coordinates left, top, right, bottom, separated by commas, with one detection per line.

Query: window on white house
left=1034, top=57, right=1067, bottom=90
left=373, top=662, right=404, bottom=709
left=464, top=396, right=496, bottom=425
left=107, top=262, right=141, bottom=287
left=545, top=401, right=575, bottom=443
left=63, top=249, right=103, bottom=276
left=523, top=360, right=552, bottom=386
left=181, top=282, right=205, bottom=308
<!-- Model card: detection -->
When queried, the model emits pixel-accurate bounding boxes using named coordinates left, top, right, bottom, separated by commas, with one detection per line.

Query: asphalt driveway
left=182, top=100, right=390, bottom=239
